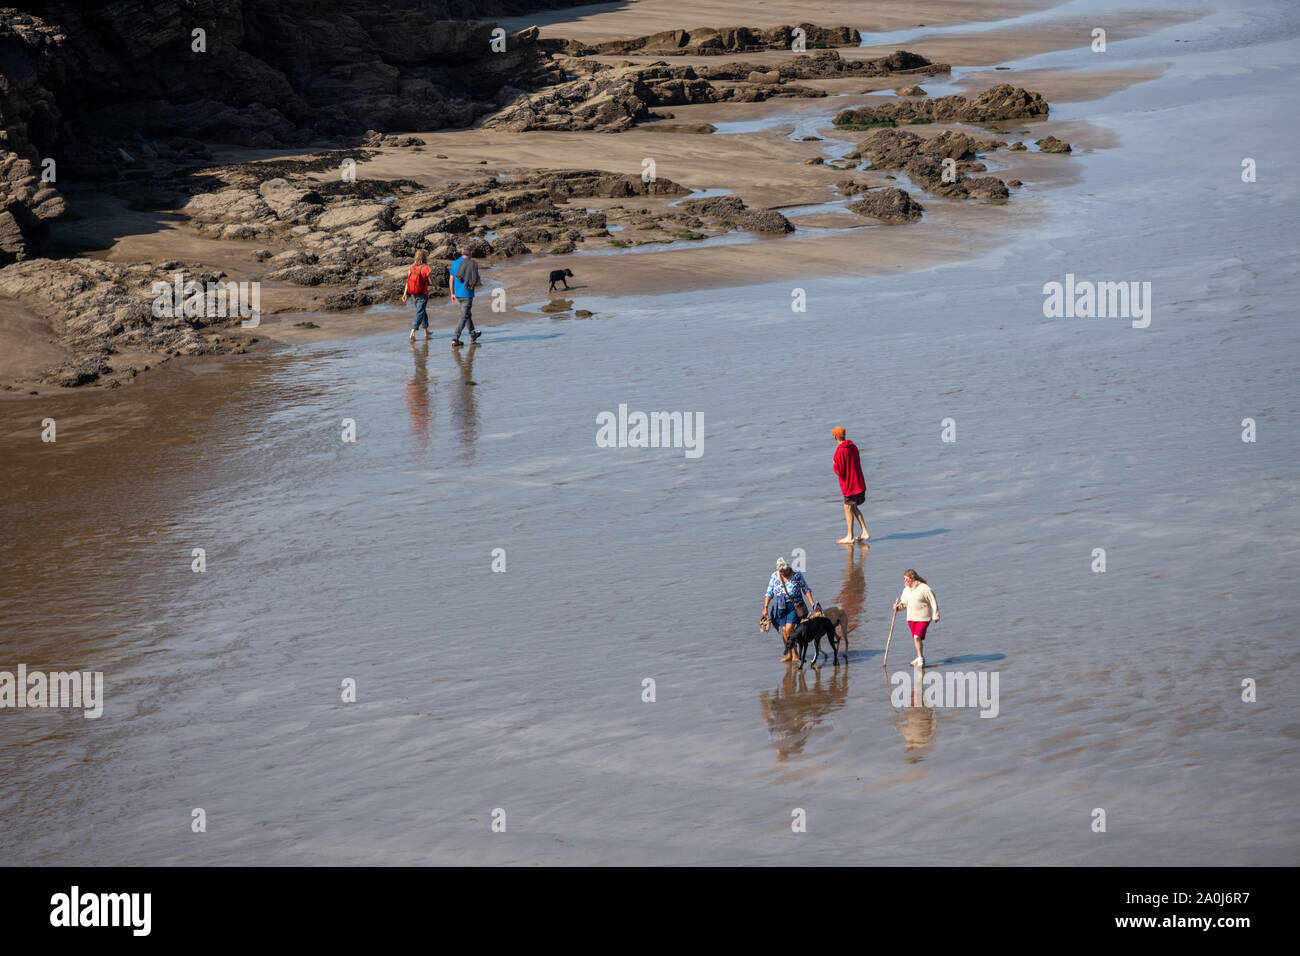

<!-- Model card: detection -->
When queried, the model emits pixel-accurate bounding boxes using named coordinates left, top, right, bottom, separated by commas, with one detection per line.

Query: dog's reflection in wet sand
left=759, top=667, right=849, bottom=762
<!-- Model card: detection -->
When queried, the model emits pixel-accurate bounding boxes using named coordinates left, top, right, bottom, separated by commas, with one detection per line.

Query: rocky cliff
left=0, top=0, right=603, bottom=262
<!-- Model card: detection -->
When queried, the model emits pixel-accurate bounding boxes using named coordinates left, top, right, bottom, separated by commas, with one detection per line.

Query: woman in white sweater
left=893, top=569, right=939, bottom=667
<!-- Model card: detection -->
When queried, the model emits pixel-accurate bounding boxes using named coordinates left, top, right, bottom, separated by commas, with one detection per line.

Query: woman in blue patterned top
left=763, top=557, right=816, bottom=662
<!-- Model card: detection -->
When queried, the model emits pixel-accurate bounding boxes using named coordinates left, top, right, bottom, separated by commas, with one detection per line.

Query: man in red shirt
left=831, top=426, right=869, bottom=544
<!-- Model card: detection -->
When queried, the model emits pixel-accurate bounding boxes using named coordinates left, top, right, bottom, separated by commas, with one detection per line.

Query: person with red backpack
left=403, top=249, right=433, bottom=341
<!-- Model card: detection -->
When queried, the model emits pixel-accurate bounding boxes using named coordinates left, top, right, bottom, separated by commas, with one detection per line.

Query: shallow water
left=2, top=0, right=1298, bottom=865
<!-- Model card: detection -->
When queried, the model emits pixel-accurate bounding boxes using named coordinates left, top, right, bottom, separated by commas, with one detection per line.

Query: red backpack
left=405, top=264, right=430, bottom=295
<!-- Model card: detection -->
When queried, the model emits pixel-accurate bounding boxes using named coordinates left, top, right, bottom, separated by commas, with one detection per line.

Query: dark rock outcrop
left=676, top=194, right=793, bottom=233
left=1, top=11, right=70, bottom=263
left=835, top=84, right=1049, bottom=127
left=847, top=187, right=924, bottom=223
left=363, top=130, right=426, bottom=148
left=695, top=49, right=947, bottom=82
left=1036, top=135, right=1072, bottom=153
left=551, top=23, right=860, bottom=57
left=859, top=128, right=1004, bottom=167
left=0, top=256, right=249, bottom=383
left=482, top=62, right=719, bottom=132
left=856, top=128, right=1013, bottom=201
left=173, top=162, right=694, bottom=290
left=0, top=1, right=607, bottom=258
left=481, top=58, right=832, bottom=132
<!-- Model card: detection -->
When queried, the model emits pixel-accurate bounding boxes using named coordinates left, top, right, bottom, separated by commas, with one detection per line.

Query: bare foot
left=837, top=536, right=855, bottom=544
left=780, top=653, right=794, bottom=663
left=857, top=533, right=870, bottom=542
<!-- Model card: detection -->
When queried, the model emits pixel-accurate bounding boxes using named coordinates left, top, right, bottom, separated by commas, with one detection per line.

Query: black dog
left=784, top=616, right=841, bottom=670
left=548, top=268, right=574, bottom=291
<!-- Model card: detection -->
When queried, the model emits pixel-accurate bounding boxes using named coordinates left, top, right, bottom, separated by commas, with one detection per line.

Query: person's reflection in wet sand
left=405, top=340, right=433, bottom=454
left=835, top=543, right=868, bottom=650
left=451, top=342, right=480, bottom=461
left=759, top=665, right=849, bottom=763
left=887, top=668, right=937, bottom=762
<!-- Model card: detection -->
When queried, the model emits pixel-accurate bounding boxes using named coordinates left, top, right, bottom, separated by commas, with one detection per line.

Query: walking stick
left=883, top=607, right=899, bottom=669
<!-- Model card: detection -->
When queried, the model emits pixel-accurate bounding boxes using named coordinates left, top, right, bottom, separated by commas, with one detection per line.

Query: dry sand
left=497, top=0, right=1064, bottom=39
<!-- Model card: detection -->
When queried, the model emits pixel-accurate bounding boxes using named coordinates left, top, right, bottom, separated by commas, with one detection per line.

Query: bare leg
left=781, top=623, right=795, bottom=662
left=913, top=636, right=923, bottom=665
left=851, top=505, right=869, bottom=540
left=838, top=503, right=855, bottom=544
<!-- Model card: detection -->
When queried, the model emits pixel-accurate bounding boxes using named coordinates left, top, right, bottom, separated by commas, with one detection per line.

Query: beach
left=1, top=0, right=1298, bottom=865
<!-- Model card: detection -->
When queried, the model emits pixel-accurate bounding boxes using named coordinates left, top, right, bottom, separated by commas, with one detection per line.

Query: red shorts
left=908, top=620, right=930, bottom=640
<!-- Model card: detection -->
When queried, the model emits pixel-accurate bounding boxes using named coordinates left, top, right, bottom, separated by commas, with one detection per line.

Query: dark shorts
left=844, top=491, right=866, bottom=506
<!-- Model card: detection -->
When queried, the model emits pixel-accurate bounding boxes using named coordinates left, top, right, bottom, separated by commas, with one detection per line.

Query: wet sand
left=2, top=0, right=1299, bottom=865
left=855, top=9, right=1203, bottom=65
left=0, top=297, right=66, bottom=384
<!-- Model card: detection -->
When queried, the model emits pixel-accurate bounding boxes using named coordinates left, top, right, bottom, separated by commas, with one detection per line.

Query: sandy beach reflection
left=759, top=666, right=849, bottom=762
left=888, top=669, right=938, bottom=761
left=405, top=341, right=433, bottom=454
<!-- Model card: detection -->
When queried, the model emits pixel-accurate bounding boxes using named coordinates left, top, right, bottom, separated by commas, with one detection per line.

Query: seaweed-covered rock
left=836, top=84, right=1049, bottom=126
left=0, top=256, right=252, bottom=383
left=258, top=178, right=326, bottom=223
left=697, top=49, right=946, bottom=82
left=677, top=195, right=794, bottom=233
left=553, top=23, right=861, bottom=57
left=482, top=63, right=717, bottom=133
left=856, top=128, right=1013, bottom=201
left=847, top=187, right=924, bottom=223
left=362, top=130, right=427, bottom=147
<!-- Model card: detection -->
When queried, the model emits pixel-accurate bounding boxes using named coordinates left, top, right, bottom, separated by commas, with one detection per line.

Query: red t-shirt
left=406, top=264, right=431, bottom=295
left=833, top=439, right=866, bottom=497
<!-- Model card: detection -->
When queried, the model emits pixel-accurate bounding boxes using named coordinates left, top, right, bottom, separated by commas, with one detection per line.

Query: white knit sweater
left=898, top=583, right=939, bottom=622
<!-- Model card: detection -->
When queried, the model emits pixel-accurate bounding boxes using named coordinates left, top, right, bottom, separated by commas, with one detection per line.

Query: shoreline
left=0, top=2, right=1196, bottom=396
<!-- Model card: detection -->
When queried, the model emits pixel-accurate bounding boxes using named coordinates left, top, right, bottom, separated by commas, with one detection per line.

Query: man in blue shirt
left=449, top=244, right=481, bottom=347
